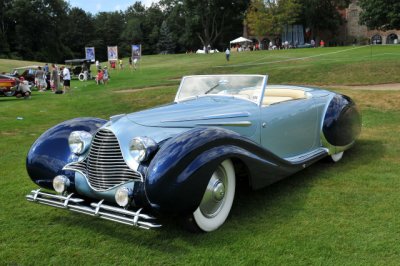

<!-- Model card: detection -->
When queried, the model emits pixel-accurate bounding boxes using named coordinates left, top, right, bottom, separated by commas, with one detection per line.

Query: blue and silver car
left=26, top=75, right=361, bottom=232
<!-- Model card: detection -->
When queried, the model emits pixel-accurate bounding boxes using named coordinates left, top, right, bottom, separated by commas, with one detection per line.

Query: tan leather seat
left=262, top=88, right=307, bottom=106
left=263, top=96, right=294, bottom=105
left=265, top=88, right=306, bottom=99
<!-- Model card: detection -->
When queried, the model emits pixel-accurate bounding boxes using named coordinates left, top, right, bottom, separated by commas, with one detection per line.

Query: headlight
left=129, top=137, right=158, bottom=162
left=53, top=175, right=70, bottom=193
left=115, top=187, right=132, bottom=207
left=68, top=131, right=93, bottom=155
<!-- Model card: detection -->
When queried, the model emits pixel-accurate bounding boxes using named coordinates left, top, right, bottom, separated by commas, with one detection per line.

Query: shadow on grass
left=46, top=138, right=383, bottom=253
left=0, top=97, right=25, bottom=102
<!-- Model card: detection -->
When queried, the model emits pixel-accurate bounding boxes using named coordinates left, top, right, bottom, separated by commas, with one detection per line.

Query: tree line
left=0, top=0, right=249, bottom=63
left=0, top=0, right=397, bottom=64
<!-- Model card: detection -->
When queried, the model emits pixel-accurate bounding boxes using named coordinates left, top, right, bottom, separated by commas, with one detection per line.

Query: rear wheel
left=330, top=151, right=344, bottom=162
left=78, top=73, right=86, bottom=81
left=190, top=159, right=236, bottom=232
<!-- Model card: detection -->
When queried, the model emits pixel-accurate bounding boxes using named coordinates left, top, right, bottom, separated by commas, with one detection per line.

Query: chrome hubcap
left=213, top=181, right=225, bottom=201
left=199, top=166, right=228, bottom=218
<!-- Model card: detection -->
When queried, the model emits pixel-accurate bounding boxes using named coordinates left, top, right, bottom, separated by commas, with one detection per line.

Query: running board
left=284, top=148, right=329, bottom=165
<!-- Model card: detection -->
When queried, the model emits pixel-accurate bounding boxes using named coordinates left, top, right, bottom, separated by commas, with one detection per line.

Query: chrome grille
left=66, top=129, right=142, bottom=191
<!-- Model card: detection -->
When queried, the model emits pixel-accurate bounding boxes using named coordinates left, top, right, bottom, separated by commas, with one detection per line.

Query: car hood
left=96, top=97, right=259, bottom=171
left=126, top=96, right=259, bottom=133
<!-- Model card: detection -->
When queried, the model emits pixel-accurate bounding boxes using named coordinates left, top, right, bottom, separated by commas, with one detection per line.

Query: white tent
left=229, top=37, right=253, bottom=44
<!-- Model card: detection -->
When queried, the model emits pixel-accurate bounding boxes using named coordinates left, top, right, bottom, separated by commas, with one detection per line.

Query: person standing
left=35, top=66, right=46, bottom=91
left=95, top=69, right=104, bottom=85
left=81, top=62, right=88, bottom=80
left=129, top=57, right=132, bottom=69
left=62, top=66, right=71, bottom=93
left=225, top=48, right=230, bottom=61
left=103, top=66, right=109, bottom=85
left=119, top=59, right=123, bottom=69
left=50, top=64, right=59, bottom=92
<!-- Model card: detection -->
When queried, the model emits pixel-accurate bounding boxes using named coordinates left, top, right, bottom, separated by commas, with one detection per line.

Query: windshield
left=175, top=75, right=267, bottom=104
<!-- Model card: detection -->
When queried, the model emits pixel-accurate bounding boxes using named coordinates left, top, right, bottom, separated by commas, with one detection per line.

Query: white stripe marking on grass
left=214, top=45, right=369, bottom=68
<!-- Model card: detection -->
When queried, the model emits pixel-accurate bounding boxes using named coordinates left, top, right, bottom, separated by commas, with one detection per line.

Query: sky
left=68, top=0, right=159, bottom=14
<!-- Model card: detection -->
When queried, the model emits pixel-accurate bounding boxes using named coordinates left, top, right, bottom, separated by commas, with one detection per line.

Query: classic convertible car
left=26, top=75, right=361, bottom=232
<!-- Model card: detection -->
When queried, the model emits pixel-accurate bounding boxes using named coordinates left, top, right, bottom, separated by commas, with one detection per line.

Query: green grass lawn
left=1, top=45, right=400, bottom=265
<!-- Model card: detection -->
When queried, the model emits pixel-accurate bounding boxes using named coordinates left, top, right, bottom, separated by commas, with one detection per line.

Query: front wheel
left=190, top=159, right=236, bottom=232
left=2, top=88, right=15, bottom=97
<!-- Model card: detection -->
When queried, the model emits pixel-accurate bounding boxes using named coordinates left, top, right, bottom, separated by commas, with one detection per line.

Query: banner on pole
left=85, top=47, right=95, bottom=62
left=131, top=44, right=141, bottom=60
left=107, top=46, right=118, bottom=61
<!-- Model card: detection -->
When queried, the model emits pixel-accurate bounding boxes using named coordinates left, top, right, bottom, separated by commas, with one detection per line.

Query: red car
left=0, top=74, right=17, bottom=96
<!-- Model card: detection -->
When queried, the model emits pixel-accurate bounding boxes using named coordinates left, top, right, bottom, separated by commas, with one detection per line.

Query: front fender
left=145, top=127, right=305, bottom=214
left=26, top=117, right=107, bottom=190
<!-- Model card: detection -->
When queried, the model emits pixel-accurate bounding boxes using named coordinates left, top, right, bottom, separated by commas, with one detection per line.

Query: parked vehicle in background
left=0, top=74, right=17, bottom=96
left=64, top=59, right=93, bottom=81
left=10, top=65, right=51, bottom=90
left=10, top=66, right=39, bottom=86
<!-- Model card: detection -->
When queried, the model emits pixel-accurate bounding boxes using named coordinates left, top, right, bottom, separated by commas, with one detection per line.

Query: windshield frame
left=174, top=74, right=268, bottom=106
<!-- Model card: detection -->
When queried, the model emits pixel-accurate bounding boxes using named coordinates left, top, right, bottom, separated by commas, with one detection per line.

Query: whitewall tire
left=331, top=151, right=344, bottom=162
left=192, top=159, right=236, bottom=232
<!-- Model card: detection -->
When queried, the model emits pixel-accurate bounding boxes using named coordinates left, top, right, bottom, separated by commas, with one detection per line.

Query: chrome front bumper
left=26, top=189, right=161, bottom=230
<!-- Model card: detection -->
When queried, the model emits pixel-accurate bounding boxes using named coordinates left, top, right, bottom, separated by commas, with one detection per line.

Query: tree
left=300, top=0, right=351, bottom=40
left=183, top=0, right=250, bottom=50
left=9, top=0, right=70, bottom=62
left=245, top=0, right=300, bottom=47
left=245, top=0, right=274, bottom=47
left=157, top=20, right=175, bottom=54
left=159, top=0, right=190, bottom=52
left=123, top=2, right=164, bottom=54
left=62, top=8, right=95, bottom=59
left=359, top=0, right=400, bottom=30
left=0, top=0, right=14, bottom=56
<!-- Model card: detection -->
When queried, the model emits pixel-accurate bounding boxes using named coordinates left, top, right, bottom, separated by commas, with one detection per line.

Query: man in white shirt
left=225, top=48, right=230, bottom=61
left=62, top=66, right=71, bottom=93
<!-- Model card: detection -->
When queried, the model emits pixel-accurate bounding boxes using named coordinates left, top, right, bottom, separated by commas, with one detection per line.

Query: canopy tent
left=229, top=37, right=253, bottom=44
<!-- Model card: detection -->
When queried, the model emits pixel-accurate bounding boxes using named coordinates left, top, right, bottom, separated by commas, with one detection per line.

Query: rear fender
left=322, top=94, right=362, bottom=154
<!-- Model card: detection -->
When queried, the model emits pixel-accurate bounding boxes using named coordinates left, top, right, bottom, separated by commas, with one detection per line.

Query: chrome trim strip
left=161, top=111, right=251, bottom=123
left=109, top=114, right=126, bottom=123
left=26, top=189, right=161, bottom=229
left=285, top=147, right=329, bottom=164
left=195, top=121, right=252, bottom=127
left=203, top=112, right=250, bottom=119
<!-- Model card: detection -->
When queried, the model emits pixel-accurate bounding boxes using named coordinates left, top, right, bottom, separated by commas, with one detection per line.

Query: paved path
left=328, top=83, right=400, bottom=91
left=115, top=83, right=400, bottom=94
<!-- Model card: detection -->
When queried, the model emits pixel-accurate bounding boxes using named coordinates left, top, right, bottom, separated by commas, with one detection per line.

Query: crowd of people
left=33, top=64, right=70, bottom=94
left=229, top=39, right=326, bottom=52
left=24, top=58, right=136, bottom=96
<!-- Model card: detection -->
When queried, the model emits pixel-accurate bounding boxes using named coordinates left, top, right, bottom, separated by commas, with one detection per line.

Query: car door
left=260, top=97, right=318, bottom=158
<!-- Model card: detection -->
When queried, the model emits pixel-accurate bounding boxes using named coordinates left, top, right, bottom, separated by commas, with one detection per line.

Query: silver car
left=26, top=75, right=361, bottom=232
